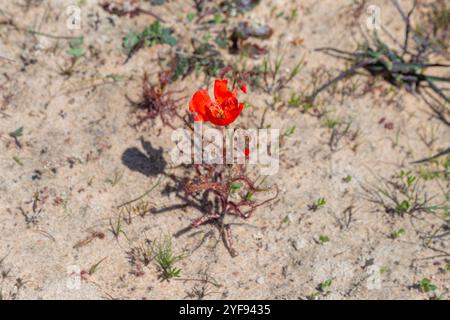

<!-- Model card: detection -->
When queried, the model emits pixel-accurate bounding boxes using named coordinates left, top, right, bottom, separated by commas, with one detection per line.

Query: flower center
left=210, top=102, right=225, bottom=118
left=208, top=97, right=238, bottom=119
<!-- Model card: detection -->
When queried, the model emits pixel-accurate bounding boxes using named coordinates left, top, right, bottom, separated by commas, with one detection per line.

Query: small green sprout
left=155, top=236, right=183, bottom=280
left=342, top=175, right=352, bottom=183
left=306, top=292, right=320, bottom=300
left=230, top=182, right=242, bottom=192
left=123, top=21, right=176, bottom=62
left=213, top=13, right=224, bottom=24
left=106, top=74, right=125, bottom=82
left=318, top=235, right=330, bottom=244
left=68, top=37, right=85, bottom=58
left=399, top=171, right=417, bottom=193
left=215, top=35, right=228, bottom=49
left=396, top=200, right=410, bottom=215
left=324, top=118, right=339, bottom=129
left=202, top=32, right=212, bottom=43
left=88, top=257, right=107, bottom=276
left=319, top=278, right=333, bottom=292
left=110, top=214, right=127, bottom=240
left=9, top=127, right=23, bottom=138
left=283, top=126, right=296, bottom=137
left=379, top=266, right=389, bottom=275
left=280, top=215, right=290, bottom=225
left=12, top=156, right=23, bottom=166
left=389, top=228, right=405, bottom=239
left=9, top=127, right=24, bottom=148
left=288, top=93, right=302, bottom=108
left=418, top=278, right=437, bottom=293
left=418, top=168, right=441, bottom=181
left=187, top=13, right=196, bottom=23
left=307, top=278, right=333, bottom=299
left=444, top=157, right=450, bottom=171
left=308, top=198, right=327, bottom=212
left=316, top=198, right=326, bottom=207
left=288, top=8, right=298, bottom=23
left=367, top=169, right=445, bottom=217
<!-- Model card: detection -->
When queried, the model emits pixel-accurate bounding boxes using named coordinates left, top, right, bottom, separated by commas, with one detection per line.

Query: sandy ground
left=0, top=0, right=449, bottom=299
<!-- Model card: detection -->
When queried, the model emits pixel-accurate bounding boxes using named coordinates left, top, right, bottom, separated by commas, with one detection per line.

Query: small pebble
left=253, top=232, right=263, bottom=240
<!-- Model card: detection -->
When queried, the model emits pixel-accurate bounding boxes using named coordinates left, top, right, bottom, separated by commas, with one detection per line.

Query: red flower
left=189, top=79, right=244, bottom=126
left=240, top=83, right=248, bottom=94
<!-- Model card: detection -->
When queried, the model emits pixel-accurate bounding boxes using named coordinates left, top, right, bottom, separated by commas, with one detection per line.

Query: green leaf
left=419, top=278, right=436, bottom=293
left=123, top=32, right=141, bottom=53
left=187, top=13, right=195, bottom=23
left=147, top=20, right=161, bottom=36
left=68, top=46, right=85, bottom=58
left=284, top=126, right=296, bottom=137
left=161, top=30, right=177, bottom=46
left=390, top=228, right=405, bottom=239
left=319, top=278, right=332, bottom=291
left=202, top=32, right=212, bottom=43
left=316, top=198, right=326, bottom=207
left=342, top=175, right=352, bottom=183
left=68, top=36, right=85, bottom=58
left=444, top=158, right=450, bottom=170
left=213, top=14, right=224, bottom=24
left=319, top=235, right=330, bottom=243
left=406, top=175, right=416, bottom=187
left=397, top=200, right=410, bottom=213
left=89, top=257, right=107, bottom=276
left=123, top=21, right=176, bottom=55
left=69, top=36, right=84, bottom=48
left=215, top=36, right=227, bottom=49
left=106, top=74, right=124, bottom=82
left=230, top=182, right=242, bottom=192
left=325, top=118, right=339, bottom=129
left=13, top=156, right=23, bottom=166
left=9, top=127, right=23, bottom=138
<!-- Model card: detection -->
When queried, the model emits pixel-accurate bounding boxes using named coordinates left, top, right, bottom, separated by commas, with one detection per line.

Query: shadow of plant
left=121, top=137, right=167, bottom=176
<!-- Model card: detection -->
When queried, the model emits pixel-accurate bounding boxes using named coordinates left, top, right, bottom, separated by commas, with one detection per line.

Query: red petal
left=208, top=102, right=243, bottom=126
left=229, top=102, right=244, bottom=122
left=214, top=79, right=234, bottom=105
left=208, top=116, right=229, bottom=126
left=189, top=90, right=211, bottom=122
